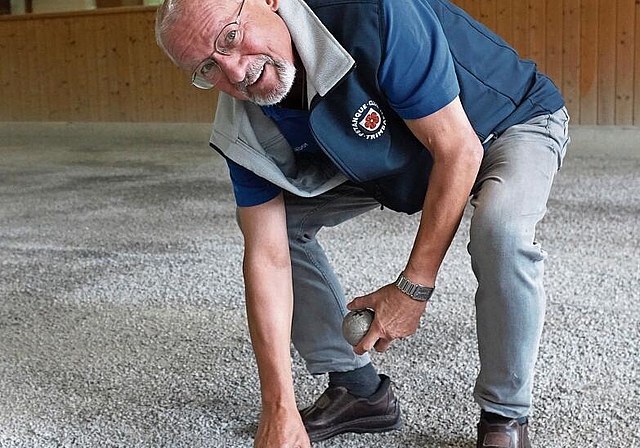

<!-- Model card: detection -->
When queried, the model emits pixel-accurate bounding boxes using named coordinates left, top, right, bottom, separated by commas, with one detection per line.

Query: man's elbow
left=243, top=244, right=291, bottom=275
left=464, top=137, right=484, bottom=171
left=435, top=134, right=483, bottom=172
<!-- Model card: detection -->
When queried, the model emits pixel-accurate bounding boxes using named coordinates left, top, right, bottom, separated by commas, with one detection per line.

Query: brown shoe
left=299, top=374, right=402, bottom=442
left=477, top=413, right=531, bottom=448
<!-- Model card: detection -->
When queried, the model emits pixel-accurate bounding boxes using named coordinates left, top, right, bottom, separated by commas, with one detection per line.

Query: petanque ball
left=342, top=309, right=375, bottom=346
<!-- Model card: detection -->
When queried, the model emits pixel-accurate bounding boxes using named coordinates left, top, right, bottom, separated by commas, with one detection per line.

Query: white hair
left=155, top=0, right=187, bottom=66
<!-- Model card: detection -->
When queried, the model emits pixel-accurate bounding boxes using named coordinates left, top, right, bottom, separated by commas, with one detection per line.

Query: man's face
left=166, top=0, right=296, bottom=105
left=232, top=54, right=296, bottom=105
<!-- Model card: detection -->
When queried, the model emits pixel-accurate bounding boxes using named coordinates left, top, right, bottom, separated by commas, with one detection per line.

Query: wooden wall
left=0, top=0, right=639, bottom=124
left=0, top=7, right=217, bottom=122
left=456, top=0, right=640, bottom=126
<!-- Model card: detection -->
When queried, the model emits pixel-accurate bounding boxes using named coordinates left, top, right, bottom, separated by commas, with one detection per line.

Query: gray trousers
left=283, top=107, right=570, bottom=418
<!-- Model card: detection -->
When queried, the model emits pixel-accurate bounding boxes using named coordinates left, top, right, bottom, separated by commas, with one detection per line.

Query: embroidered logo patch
left=352, top=100, right=386, bottom=140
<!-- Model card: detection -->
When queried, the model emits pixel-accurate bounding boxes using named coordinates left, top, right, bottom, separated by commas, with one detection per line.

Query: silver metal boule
left=342, top=309, right=375, bottom=346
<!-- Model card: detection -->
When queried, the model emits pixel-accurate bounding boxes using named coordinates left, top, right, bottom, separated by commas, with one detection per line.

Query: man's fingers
left=353, top=313, right=398, bottom=354
left=374, top=338, right=392, bottom=352
left=353, top=324, right=377, bottom=354
left=354, top=331, right=393, bottom=355
left=346, top=295, right=368, bottom=311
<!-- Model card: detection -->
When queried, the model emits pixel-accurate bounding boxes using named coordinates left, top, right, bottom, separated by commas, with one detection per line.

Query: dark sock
left=482, top=410, right=528, bottom=425
left=328, top=363, right=381, bottom=398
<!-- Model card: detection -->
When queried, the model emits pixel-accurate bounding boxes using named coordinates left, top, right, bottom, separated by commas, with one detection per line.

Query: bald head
left=155, top=0, right=239, bottom=68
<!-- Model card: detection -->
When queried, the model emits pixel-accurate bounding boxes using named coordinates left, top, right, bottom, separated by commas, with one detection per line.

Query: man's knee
left=468, top=203, right=545, bottom=268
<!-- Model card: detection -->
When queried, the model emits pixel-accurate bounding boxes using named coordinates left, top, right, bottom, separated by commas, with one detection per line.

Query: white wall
left=31, top=0, right=96, bottom=13
left=9, top=0, right=25, bottom=13
left=9, top=0, right=158, bottom=14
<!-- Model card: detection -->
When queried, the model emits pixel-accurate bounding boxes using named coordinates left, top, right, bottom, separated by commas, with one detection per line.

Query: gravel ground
left=0, top=123, right=638, bottom=448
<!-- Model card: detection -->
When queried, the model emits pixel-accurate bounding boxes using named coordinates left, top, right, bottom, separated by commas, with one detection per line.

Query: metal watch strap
left=394, top=273, right=434, bottom=302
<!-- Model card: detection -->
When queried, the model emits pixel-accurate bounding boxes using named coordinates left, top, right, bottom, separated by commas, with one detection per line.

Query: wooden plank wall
left=0, top=7, right=217, bottom=122
left=0, top=0, right=639, bottom=124
left=456, top=0, right=640, bottom=126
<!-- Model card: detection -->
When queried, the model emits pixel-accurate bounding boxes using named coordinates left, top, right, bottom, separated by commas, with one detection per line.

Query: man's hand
left=347, top=283, right=427, bottom=355
left=254, top=405, right=311, bottom=448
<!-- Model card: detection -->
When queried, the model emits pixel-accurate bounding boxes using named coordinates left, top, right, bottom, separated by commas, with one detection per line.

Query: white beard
left=236, top=55, right=296, bottom=106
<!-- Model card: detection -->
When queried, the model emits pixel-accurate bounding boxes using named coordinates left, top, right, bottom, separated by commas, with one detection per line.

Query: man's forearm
left=243, top=256, right=297, bottom=407
left=404, top=140, right=483, bottom=286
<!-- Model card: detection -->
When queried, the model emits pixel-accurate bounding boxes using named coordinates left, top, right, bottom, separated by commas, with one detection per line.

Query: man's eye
left=201, top=61, right=216, bottom=75
left=224, top=29, right=238, bottom=46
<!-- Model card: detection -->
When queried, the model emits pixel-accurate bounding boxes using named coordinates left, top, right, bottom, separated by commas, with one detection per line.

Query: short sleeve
left=379, top=0, right=460, bottom=120
left=226, top=158, right=281, bottom=207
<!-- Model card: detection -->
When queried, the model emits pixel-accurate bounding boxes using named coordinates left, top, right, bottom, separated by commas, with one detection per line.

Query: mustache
left=235, top=55, right=276, bottom=91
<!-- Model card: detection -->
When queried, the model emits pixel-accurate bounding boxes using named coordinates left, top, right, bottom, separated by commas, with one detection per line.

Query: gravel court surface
left=0, top=123, right=638, bottom=448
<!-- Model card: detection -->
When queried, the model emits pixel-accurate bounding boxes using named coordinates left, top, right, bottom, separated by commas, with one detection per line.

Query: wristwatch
left=394, top=273, right=434, bottom=302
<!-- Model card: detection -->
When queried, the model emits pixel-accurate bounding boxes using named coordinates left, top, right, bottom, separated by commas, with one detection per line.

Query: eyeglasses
left=191, top=0, right=247, bottom=90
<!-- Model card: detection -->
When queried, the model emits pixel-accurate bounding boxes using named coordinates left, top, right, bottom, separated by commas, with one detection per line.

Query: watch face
left=415, top=288, right=433, bottom=301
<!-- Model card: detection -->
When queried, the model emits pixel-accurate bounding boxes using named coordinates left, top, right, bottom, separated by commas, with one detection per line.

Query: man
left=155, top=0, right=570, bottom=446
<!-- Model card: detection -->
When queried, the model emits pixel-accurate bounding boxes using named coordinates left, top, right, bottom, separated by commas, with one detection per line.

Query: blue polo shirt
left=226, top=106, right=318, bottom=207
left=226, top=0, right=458, bottom=207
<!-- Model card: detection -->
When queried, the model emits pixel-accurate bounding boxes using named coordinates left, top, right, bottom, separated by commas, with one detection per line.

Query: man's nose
left=215, top=54, right=248, bottom=84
